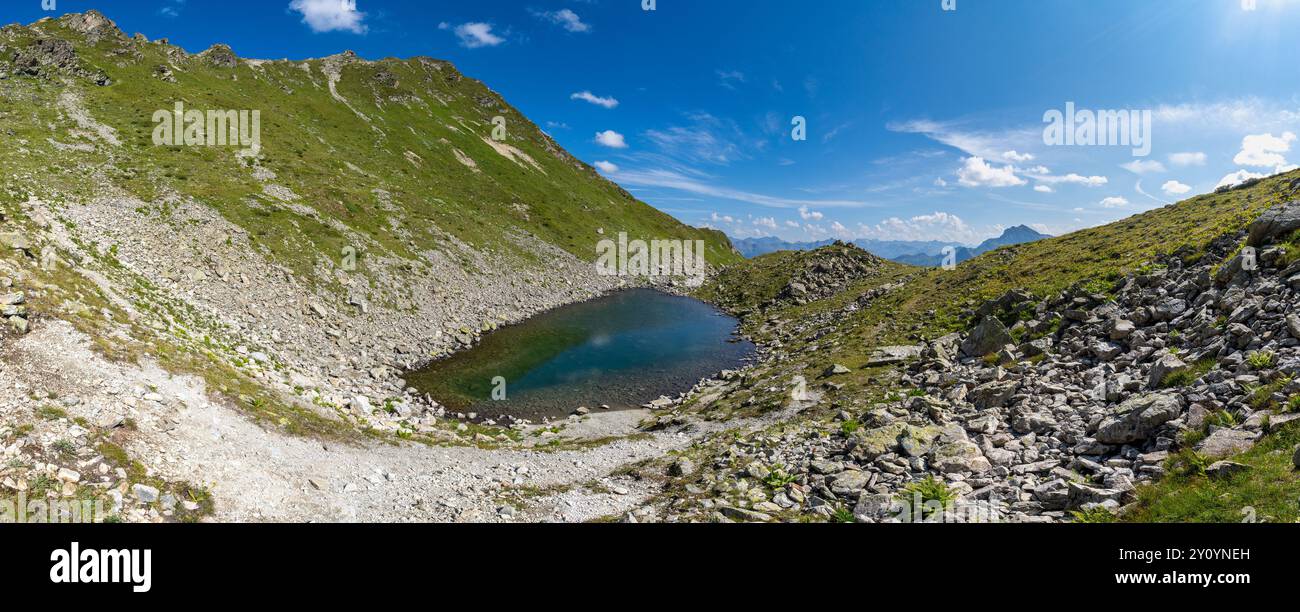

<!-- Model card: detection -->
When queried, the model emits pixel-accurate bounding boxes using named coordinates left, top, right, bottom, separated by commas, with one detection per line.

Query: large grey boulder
left=930, top=440, right=991, bottom=474
left=960, top=316, right=1014, bottom=358
left=1247, top=200, right=1300, bottom=247
left=1066, top=482, right=1125, bottom=510
left=1095, top=393, right=1183, bottom=444
left=970, top=379, right=1019, bottom=410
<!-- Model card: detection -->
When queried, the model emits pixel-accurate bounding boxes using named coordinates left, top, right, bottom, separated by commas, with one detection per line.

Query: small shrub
left=1168, top=449, right=1213, bottom=477
left=899, top=475, right=957, bottom=509
left=1071, top=506, right=1118, bottom=523
left=839, top=420, right=861, bottom=435
left=1247, top=351, right=1277, bottom=370
left=830, top=506, right=855, bottom=523
left=1205, top=409, right=1240, bottom=429
left=1160, top=358, right=1216, bottom=389
left=51, top=439, right=77, bottom=458
left=1287, top=395, right=1300, bottom=414
left=35, top=405, right=68, bottom=421
left=763, top=464, right=798, bottom=489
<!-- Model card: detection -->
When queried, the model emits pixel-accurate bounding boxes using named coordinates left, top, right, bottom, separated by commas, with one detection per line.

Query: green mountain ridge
left=0, top=10, right=737, bottom=284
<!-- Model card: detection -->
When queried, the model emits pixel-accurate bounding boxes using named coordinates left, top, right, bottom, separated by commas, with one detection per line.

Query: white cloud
left=1233, top=132, right=1296, bottom=170
left=453, top=23, right=505, bottom=48
left=798, top=206, right=824, bottom=220
left=754, top=217, right=778, bottom=230
left=933, top=177, right=948, bottom=187
left=593, top=161, right=619, bottom=174
left=594, top=130, right=628, bottom=149
left=784, top=220, right=801, bottom=228
left=1003, top=150, right=1035, bottom=162
left=858, top=211, right=984, bottom=244
left=1034, top=185, right=1053, bottom=193
left=1121, top=159, right=1166, bottom=174
left=1169, top=152, right=1207, bottom=166
left=570, top=91, right=619, bottom=109
left=289, top=0, right=367, bottom=34
left=1161, top=180, right=1191, bottom=196
left=533, top=9, right=591, bottom=33
left=1026, top=169, right=1109, bottom=187
left=956, top=157, right=1025, bottom=188
left=1216, top=169, right=1267, bottom=190
left=1100, top=196, right=1130, bottom=208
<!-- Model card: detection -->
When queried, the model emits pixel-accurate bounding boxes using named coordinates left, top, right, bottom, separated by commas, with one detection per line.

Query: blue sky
left=10, top=0, right=1300, bottom=245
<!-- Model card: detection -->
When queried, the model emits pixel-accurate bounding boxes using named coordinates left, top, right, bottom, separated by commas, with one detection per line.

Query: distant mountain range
left=732, top=225, right=1052, bottom=266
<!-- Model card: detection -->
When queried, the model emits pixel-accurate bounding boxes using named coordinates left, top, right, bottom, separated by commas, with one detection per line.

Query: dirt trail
left=4, top=320, right=728, bottom=522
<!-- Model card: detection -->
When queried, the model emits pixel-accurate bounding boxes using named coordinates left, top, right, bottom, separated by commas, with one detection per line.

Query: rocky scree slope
left=602, top=171, right=1300, bottom=523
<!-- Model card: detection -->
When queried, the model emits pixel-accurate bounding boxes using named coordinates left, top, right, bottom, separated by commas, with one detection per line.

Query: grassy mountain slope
left=0, top=11, right=736, bottom=288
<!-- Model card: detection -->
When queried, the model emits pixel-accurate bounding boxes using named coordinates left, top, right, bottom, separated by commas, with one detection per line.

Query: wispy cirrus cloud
left=531, top=8, right=591, bottom=33
left=887, top=119, right=1038, bottom=162
left=614, top=168, right=872, bottom=210
left=159, top=0, right=185, bottom=18
left=643, top=112, right=752, bottom=165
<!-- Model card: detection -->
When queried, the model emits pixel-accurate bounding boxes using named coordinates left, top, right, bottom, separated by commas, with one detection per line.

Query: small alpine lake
left=407, top=289, right=754, bottom=421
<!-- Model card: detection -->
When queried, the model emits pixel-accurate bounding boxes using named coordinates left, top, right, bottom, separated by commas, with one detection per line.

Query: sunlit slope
left=0, top=11, right=737, bottom=285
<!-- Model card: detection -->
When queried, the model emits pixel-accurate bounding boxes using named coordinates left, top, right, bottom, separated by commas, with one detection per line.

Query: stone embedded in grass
left=1205, top=461, right=1251, bottom=479
left=1194, top=428, right=1260, bottom=459
left=864, top=345, right=922, bottom=367
left=822, top=364, right=850, bottom=377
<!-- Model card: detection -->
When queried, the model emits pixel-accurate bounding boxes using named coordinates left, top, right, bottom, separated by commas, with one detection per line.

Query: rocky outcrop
left=1247, top=200, right=1300, bottom=247
left=960, top=316, right=1014, bottom=358
left=200, top=44, right=238, bottom=68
